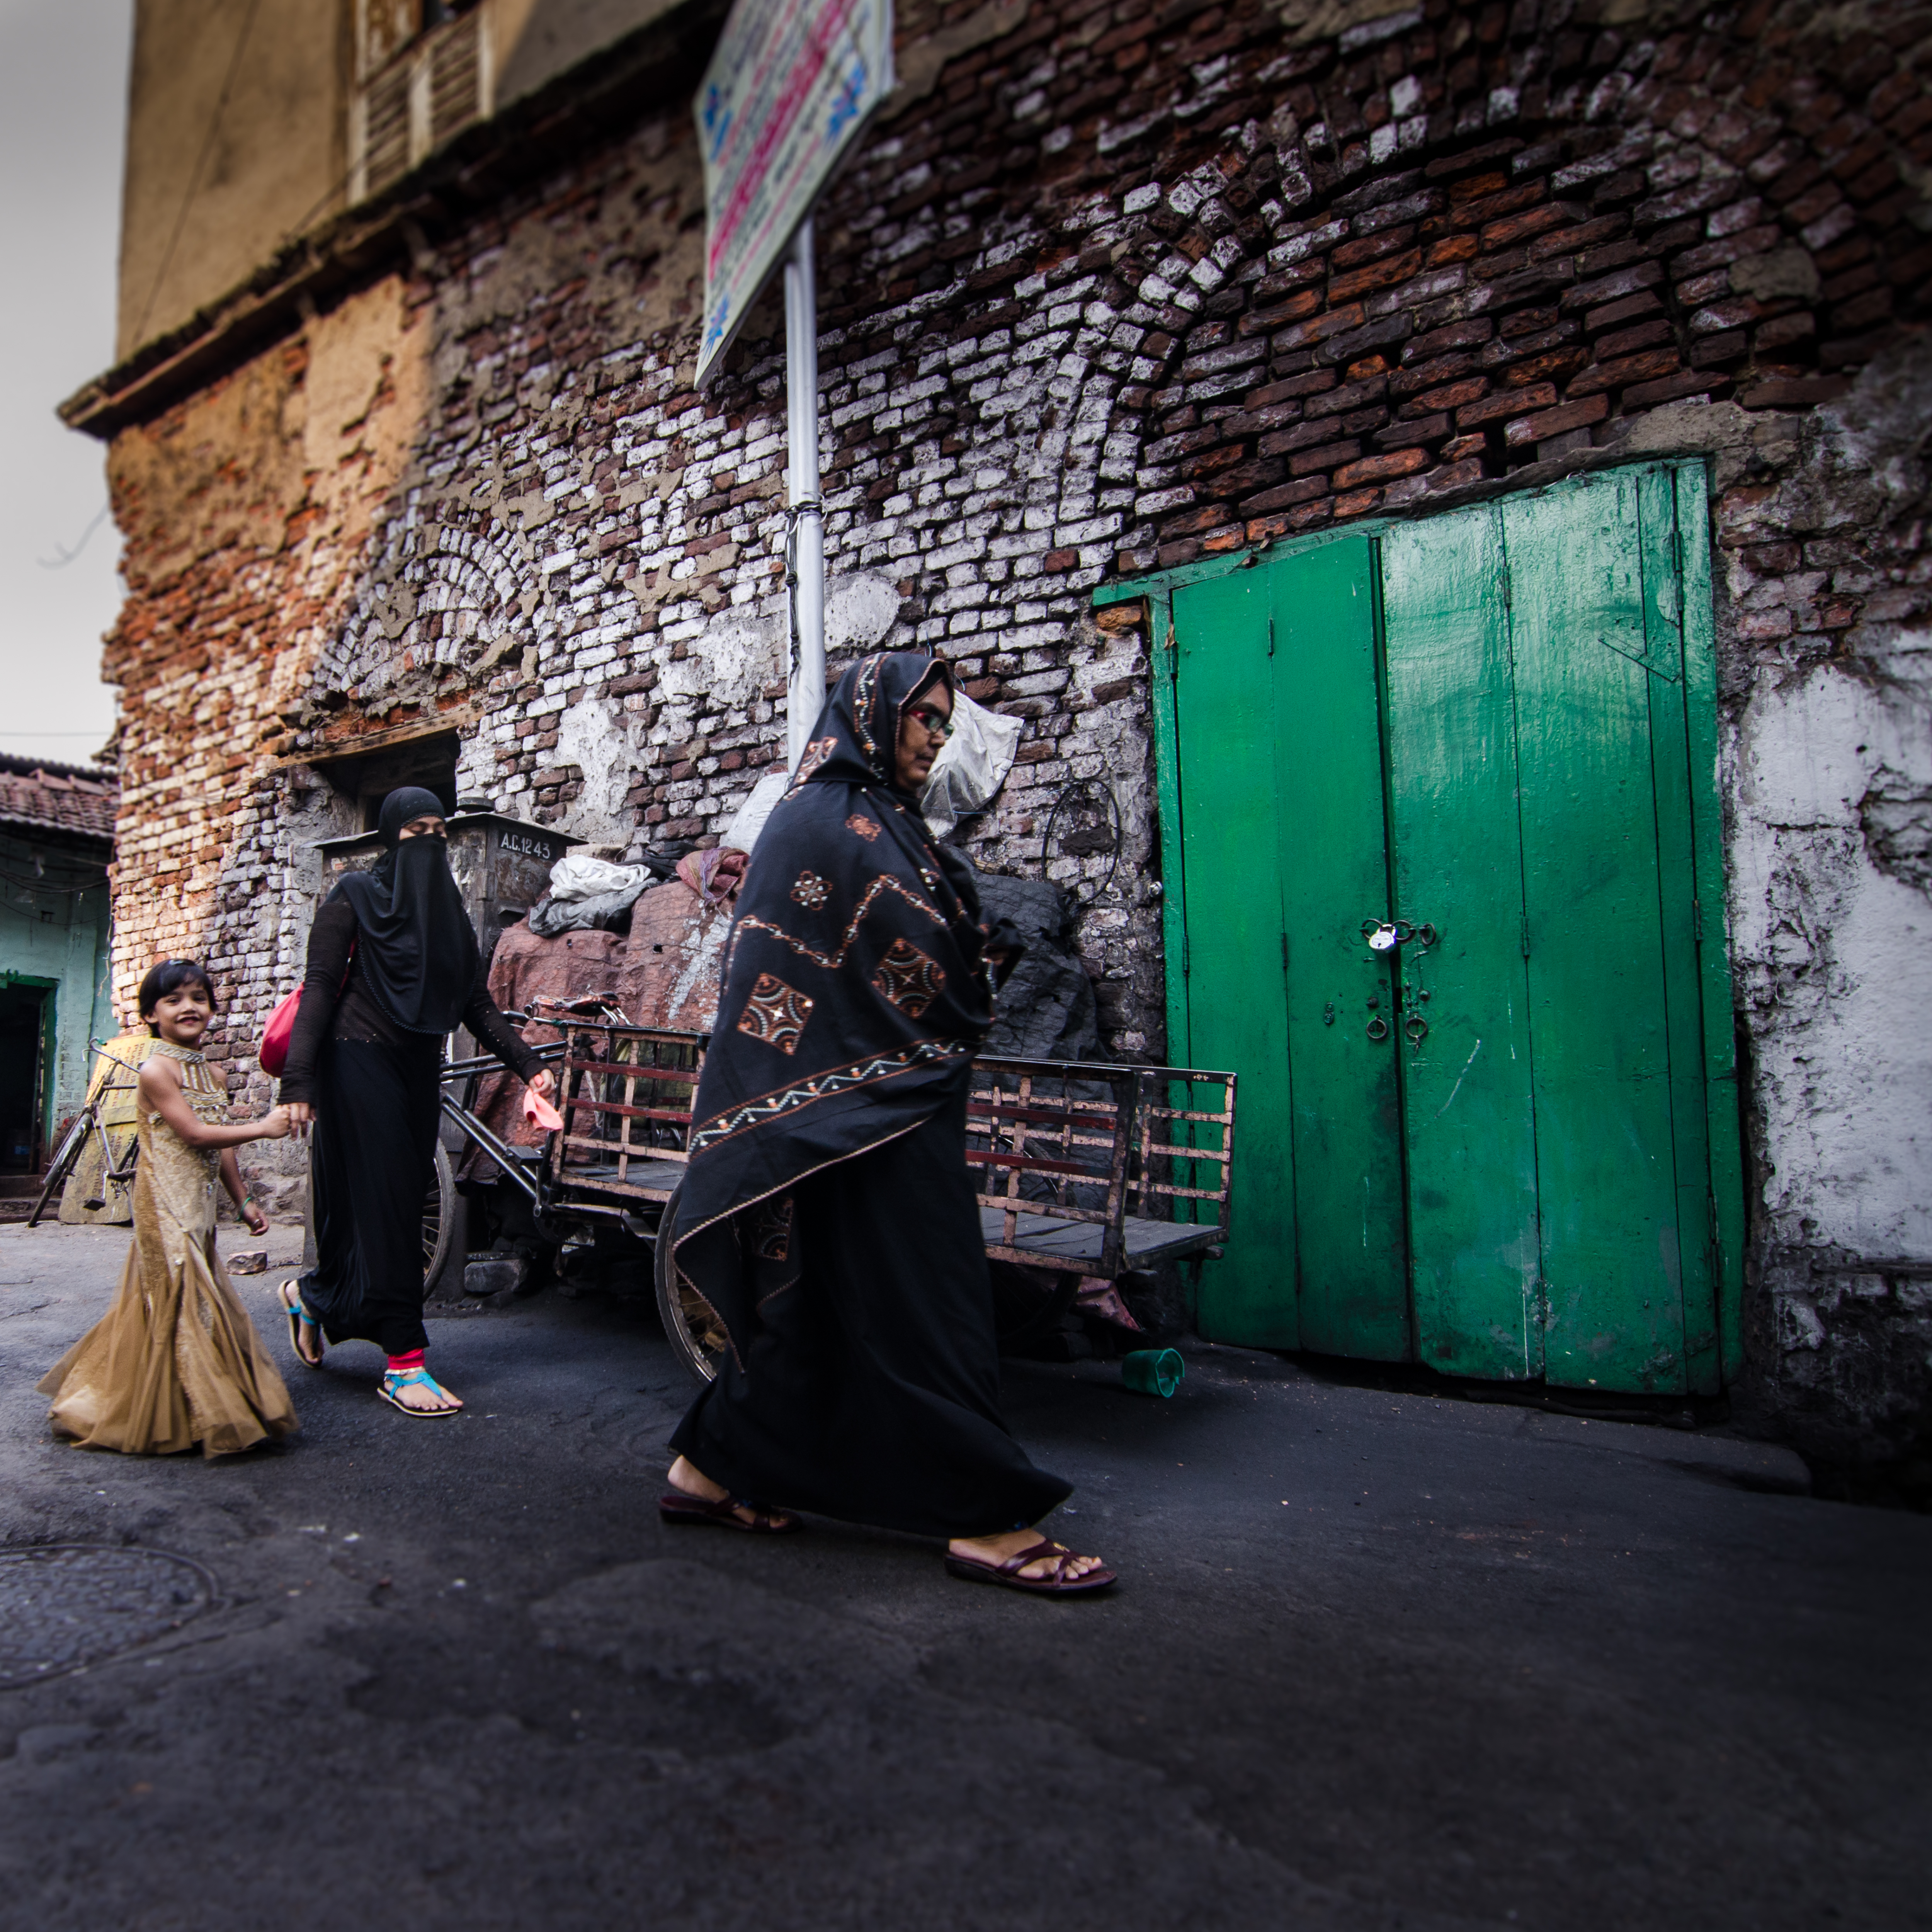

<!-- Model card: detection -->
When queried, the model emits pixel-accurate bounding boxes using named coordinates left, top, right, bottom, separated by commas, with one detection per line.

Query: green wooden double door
left=1162, top=463, right=1743, bottom=1394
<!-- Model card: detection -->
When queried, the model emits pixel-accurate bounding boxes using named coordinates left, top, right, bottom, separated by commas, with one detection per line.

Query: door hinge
left=1520, top=916, right=1531, bottom=959
left=1692, top=898, right=1704, bottom=944
left=1672, top=527, right=1685, bottom=578
left=1280, top=932, right=1290, bottom=975
left=1501, top=566, right=1512, bottom=611
left=1267, top=611, right=1276, bottom=658
left=1182, top=933, right=1191, bottom=978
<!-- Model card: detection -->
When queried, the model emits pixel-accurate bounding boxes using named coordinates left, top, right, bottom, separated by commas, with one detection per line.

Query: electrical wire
left=36, top=503, right=112, bottom=571
left=0, top=867, right=109, bottom=895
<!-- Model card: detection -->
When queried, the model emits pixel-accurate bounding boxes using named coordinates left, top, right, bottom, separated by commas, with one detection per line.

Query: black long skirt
left=669, top=1092, right=1072, bottom=1539
left=300, top=1037, right=442, bottom=1358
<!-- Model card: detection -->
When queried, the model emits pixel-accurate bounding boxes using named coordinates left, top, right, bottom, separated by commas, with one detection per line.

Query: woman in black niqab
left=660, top=653, right=1114, bottom=1594
left=278, top=787, right=554, bottom=1417
left=333, top=788, right=481, bottom=1032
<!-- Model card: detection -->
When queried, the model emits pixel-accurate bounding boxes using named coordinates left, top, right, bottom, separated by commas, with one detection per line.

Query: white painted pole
left=784, top=216, right=826, bottom=774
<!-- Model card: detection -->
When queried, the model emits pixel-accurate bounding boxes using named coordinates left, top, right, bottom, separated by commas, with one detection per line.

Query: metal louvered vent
left=359, top=60, right=413, bottom=201
left=350, top=7, right=490, bottom=206
left=430, top=17, right=481, bottom=149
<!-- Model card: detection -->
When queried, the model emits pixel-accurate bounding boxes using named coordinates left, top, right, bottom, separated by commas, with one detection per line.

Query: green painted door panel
left=1381, top=509, right=1544, bottom=1381
left=1636, top=466, right=1721, bottom=1395
left=1270, top=540, right=1411, bottom=1360
left=1172, top=568, right=1299, bottom=1347
left=1503, top=470, right=1687, bottom=1392
left=1151, top=458, right=1739, bottom=1391
left=1673, top=464, right=1748, bottom=1382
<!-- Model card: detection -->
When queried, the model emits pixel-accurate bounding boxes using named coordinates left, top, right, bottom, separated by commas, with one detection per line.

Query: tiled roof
left=0, top=755, right=117, bottom=844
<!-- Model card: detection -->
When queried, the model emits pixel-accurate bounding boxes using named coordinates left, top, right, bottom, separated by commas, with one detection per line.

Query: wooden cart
left=442, top=1018, right=1237, bottom=1383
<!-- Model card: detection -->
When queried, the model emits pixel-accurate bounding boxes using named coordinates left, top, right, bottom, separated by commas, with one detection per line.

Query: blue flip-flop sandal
left=280, top=1281, right=324, bottom=1369
left=378, top=1366, right=461, bottom=1418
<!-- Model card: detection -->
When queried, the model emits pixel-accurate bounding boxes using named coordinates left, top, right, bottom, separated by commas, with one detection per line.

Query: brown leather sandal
left=658, top=1490, right=800, bottom=1534
left=945, top=1538, right=1117, bottom=1595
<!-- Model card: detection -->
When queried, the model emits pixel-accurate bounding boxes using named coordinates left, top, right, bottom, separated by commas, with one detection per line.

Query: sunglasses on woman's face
left=909, top=705, right=954, bottom=741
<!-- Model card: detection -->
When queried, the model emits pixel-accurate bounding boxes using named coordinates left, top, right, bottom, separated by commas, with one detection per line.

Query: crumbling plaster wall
left=1712, top=345, right=1932, bottom=1476
left=104, top=276, right=430, bottom=1015
left=97, top=0, right=1932, bottom=1459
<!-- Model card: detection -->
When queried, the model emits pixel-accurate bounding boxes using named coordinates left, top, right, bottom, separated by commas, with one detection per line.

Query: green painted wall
left=0, top=828, right=115, bottom=1148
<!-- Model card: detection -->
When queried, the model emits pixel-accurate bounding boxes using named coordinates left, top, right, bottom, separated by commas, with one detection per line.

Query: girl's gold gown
left=39, top=1042, right=298, bottom=1457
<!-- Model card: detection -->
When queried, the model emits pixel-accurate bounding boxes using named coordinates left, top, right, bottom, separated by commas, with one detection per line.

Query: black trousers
left=301, top=1037, right=442, bottom=1358
left=670, top=1093, right=1072, bottom=1539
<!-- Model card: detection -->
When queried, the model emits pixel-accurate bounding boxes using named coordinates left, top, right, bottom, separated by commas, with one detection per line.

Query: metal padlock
left=1366, top=920, right=1402, bottom=953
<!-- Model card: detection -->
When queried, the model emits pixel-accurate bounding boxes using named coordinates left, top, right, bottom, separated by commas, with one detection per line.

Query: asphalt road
left=0, top=1219, right=1927, bottom=1932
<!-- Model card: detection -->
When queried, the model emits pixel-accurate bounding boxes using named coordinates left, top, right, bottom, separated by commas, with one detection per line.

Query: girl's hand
left=241, top=1200, right=269, bottom=1236
left=260, top=1105, right=293, bottom=1140
left=284, top=1102, right=314, bottom=1134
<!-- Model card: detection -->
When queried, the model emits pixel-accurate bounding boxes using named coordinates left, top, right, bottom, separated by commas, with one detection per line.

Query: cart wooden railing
left=965, top=1056, right=1237, bottom=1280
left=498, top=1022, right=1237, bottom=1382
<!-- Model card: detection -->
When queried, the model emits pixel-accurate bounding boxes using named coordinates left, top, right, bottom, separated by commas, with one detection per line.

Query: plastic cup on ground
left=1121, top=1348, right=1184, bottom=1398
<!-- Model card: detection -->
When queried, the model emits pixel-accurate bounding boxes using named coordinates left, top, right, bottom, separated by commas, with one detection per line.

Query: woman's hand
left=527, top=1069, right=556, bottom=1103
left=241, top=1200, right=270, bottom=1237
left=283, top=1102, right=314, bottom=1135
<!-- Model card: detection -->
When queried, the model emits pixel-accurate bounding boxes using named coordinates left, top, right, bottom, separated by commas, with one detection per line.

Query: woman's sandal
left=280, top=1281, right=324, bottom=1369
left=377, top=1366, right=462, bottom=1418
left=945, top=1538, right=1117, bottom=1596
left=658, top=1489, right=800, bottom=1534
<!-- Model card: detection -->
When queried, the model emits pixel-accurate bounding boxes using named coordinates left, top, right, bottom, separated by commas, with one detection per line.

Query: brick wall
left=95, top=0, right=1932, bottom=1468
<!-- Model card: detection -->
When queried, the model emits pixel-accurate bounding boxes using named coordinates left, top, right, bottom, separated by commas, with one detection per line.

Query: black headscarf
left=667, top=651, right=1000, bottom=1361
left=332, top=786, right=479, bottom=1034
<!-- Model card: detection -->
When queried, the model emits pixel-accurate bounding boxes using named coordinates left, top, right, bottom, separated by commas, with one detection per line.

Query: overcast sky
left=0, top=1, right=132, bottom=766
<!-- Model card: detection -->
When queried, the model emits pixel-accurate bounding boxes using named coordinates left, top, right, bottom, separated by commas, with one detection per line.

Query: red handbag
left=260, top=940, right=354, bottom=1077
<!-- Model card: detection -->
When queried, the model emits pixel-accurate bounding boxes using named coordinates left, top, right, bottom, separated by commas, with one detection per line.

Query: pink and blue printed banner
left=694, top=0, right=895, bottom=385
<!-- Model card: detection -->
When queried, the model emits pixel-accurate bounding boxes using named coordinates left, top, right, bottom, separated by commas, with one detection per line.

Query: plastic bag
left=922, top=686, right=1022, bottom=836
left=721, top=771, right=790, bottom=854
left=549, top=854, right=651, bottom=901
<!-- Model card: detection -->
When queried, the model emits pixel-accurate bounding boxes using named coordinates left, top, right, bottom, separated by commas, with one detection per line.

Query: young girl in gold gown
left=39, top=960, right=299, bottom=1458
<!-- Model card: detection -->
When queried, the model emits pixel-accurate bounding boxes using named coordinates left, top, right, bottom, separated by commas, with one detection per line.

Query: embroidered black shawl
left=667, top=652, right=998, bottom=1360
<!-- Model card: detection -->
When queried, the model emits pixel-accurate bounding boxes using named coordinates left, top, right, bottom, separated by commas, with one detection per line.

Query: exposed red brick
left=1457, top=383, right=1556, bottom=427
left=1567, top=346, right=1684, bottom=395
left=1503, top=393, right=1609, bottom=446
left=1332, top=487, right=1383, bottom=519
left=1289, top=439, right=1363, bottom=476
left=1329, top=250, right=1423, bottom=302
left=1737, top=375, right=1854, bottom=408
left=1333, top=448, right=1429, bottom=489
left=1272, top=303, right=1368, bottom=352
left=1409, top=376, right=1490, bottom=415
left=1482, top=203, right=1581, bottom=251
left=1238, top=291, right=1323, bottom=334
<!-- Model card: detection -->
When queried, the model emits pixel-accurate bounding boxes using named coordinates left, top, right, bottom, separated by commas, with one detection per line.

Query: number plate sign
left=694, top=0, right=894, bottom=385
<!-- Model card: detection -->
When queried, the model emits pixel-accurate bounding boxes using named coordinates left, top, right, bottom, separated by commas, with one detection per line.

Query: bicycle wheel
left=28, top=1111, right=94, bottom=1228
left=653, top=1183, right=726, bottom=1385
left=422, top=1142, right=456, bottom=1286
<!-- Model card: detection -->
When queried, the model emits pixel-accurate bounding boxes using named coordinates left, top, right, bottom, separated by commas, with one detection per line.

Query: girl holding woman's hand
left=40, top=961, right=299, bottom=1457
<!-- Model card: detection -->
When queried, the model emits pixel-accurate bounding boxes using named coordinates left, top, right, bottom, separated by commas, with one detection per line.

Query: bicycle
left=28, top=1044, right=146, bottom=1228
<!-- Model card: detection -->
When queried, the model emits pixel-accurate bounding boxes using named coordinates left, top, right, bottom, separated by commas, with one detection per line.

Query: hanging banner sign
left=693, top=0, right=894, bottom=385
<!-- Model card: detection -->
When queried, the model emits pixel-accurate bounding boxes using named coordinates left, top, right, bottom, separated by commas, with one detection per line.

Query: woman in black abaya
left=662, top=653, right=1114, bottom=1595
left=278, top=787, right=554, bottom=1416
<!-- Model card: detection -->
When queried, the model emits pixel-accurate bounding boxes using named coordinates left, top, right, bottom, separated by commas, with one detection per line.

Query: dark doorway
left=0, top=981, right=52, bottom=1171
left=307, top=731, right=461, bottom=832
